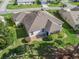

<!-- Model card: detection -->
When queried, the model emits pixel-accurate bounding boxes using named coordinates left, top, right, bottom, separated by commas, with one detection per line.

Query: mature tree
left=0, top=20, right=17, bottom=49
left=14, top=0, right=17, bottom=5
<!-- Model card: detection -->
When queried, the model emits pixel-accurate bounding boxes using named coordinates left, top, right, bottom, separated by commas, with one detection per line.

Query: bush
left=0, top=38, right=7, bottom=49
left=58, top=31, right=64, bottom=38
left=22, top=37, right=30, bottom=43
left=36, top=0, right=41, bottom=4
left=43, top=35, right=53, bottom=41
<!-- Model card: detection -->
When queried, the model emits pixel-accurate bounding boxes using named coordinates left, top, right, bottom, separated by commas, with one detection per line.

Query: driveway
left=40, top=0, right=49, bottom=8
left=42, top=4, right=49, bottom=8
left=61, top=0, right=77, bottom=9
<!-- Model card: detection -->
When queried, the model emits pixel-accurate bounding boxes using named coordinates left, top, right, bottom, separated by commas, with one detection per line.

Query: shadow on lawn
left=1, top=44, right=28, bottom=59
left=16, top=24, right=28, bottom=39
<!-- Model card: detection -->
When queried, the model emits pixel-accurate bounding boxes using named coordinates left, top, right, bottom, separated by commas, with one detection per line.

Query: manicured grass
left=71, top=2, right=79, bottom=5
left=48, top=3, right=63, bottom=7
left=7, top=4, right=41, bottom=9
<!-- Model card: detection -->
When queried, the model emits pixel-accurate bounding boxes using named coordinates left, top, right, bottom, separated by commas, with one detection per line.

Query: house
left=13, top=11, right=63, bottom=37
left=59, top=8, right=79, bottom=30
left=16, top=0, right=35, bottom=5
left=72, top=0, right=79, bottom=2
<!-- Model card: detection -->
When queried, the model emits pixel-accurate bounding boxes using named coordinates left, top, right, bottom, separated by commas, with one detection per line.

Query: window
left=31, top=32, right=33, bottom=35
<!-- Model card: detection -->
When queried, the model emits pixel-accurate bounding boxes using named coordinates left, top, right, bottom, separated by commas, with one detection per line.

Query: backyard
left=0, top=10, right=79, bottom=59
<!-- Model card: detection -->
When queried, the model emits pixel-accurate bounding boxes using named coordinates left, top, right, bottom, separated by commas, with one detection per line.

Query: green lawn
left=48, top=3, right=63, bottom=7
left=7, top=4, right=41, bottom=9
left=71, top=2, right=79, bottom=5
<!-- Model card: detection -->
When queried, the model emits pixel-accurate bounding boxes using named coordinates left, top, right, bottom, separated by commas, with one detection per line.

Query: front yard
left=48, top=3, right=63, bottom=7
left=71, top=2, right=79, bottom=5
left=7, top=4, right=41, bottom=9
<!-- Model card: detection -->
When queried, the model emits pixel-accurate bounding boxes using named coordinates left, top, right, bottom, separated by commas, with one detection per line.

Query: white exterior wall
left=29, top=30, right=46, bottom=37
left=17, top=0, right=35, bottom=5
left=18, top=2, right=33, bottom=5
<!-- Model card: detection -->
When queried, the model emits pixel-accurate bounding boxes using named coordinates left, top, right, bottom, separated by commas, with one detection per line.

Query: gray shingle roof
left=13, top=11, right=63, bottom=33
left=71, top=11, right=79, bottom=23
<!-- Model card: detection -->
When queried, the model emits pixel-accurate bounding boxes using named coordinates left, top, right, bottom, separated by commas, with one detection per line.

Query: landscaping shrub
left=22, top=37, right=30, bottom=43
left=54, top=39, right=63, bottom=45
left=43, top=36, right=53, bottom=41
left=58, top=31, right=64, bottom=38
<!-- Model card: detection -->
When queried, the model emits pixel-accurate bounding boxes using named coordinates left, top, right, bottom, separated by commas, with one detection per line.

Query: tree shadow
left=54, top=39, right=64, bottom=45
left=35, top=42, right=58, bottom=59
left=1, top=44, right=28, bottom=59
left=16, top=24, right=28, bottom=39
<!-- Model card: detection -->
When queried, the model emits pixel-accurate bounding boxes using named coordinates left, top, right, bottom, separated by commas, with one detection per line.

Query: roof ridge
left=69, top=11, right=77, bottom=24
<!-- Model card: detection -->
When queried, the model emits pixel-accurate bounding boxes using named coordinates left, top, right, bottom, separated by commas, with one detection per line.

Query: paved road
left=0, top=0, right=77, bottom=14
left=61, top=0, right=77, bottom=9
left=1, top=6, right=74, bottom=14
left=6, top=7, right=62, bottom=13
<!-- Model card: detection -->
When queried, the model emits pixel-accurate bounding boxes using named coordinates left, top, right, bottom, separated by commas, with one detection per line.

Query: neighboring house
left=13, top=11, right=63, bottom=37
left=16, top=0, right=35, bottom=5
left=40, top=0, right=57, bottom=4
left=72, top=0, right=79, bottom=2
left=59, top=8, right=79, bottom=30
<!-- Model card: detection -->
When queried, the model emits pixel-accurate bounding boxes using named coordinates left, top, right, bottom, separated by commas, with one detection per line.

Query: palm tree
left=14, top=0, right=17, bottom=5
